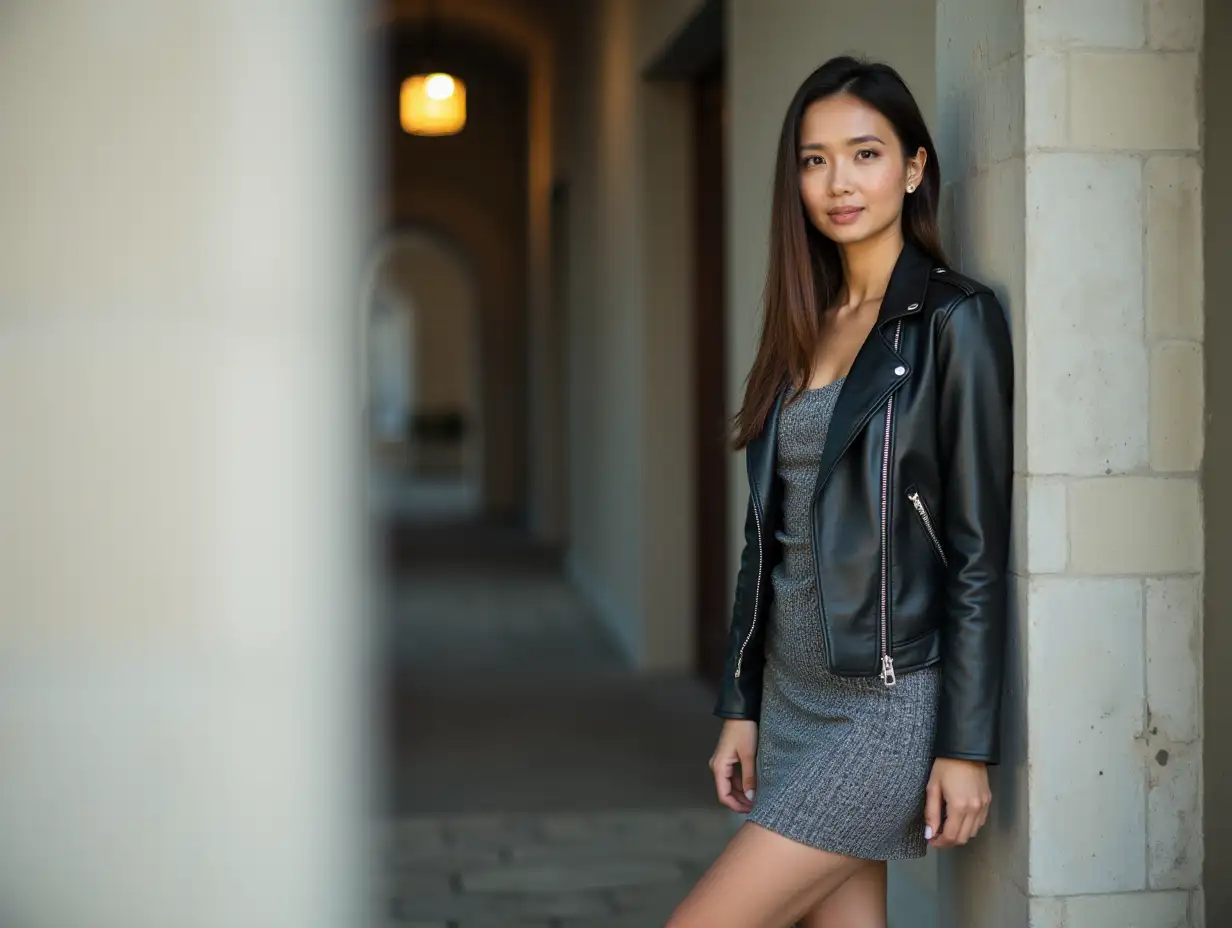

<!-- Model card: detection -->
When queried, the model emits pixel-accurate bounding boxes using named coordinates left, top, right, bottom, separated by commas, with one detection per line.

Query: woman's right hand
left=708, top=719, right=758, bottom=813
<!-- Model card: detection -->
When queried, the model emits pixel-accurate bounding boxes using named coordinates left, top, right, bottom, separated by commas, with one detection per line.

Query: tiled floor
left=378, top=556, right=737, bottom=926
left=378, top=808, right=738, bottom=927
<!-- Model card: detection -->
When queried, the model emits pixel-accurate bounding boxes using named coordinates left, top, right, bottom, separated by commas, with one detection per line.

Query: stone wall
left=937, top=0, right=1205, bottom=924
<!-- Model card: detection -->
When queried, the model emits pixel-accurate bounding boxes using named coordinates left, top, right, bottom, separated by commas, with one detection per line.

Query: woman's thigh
left=666, top=822, right=867, bottom=928
left=798, top=860, right=886, bottom=928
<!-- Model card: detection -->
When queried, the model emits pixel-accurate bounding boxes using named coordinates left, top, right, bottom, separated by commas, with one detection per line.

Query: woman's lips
left=828, top=206, right=864, bottom=225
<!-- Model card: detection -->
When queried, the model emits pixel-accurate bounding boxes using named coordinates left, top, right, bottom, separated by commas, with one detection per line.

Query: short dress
left=746, top=379, right=941, bottom=860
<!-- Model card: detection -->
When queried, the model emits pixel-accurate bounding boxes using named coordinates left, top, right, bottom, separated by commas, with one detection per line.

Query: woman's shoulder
left=925, top=265, right=996, bottom=303
left=918, top=266, right=1006, bottom=338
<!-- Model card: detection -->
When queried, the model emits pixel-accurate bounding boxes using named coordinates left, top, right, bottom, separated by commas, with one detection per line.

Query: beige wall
left=554, top=0, right=695, bottom=668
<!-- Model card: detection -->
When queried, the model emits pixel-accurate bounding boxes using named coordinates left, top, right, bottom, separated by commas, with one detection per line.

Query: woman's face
left=797, top=93, right=925, bottom=247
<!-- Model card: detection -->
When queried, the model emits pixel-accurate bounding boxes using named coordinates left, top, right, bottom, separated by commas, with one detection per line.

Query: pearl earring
left=907, top=183, right=916, bottom=193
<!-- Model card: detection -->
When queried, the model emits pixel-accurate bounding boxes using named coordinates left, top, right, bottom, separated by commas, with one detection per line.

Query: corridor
left=377, top=553, right=738, bottom=926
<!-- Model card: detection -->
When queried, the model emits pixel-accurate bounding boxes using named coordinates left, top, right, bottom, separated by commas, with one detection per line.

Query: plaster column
left=0, top=4, right=369, bottom=927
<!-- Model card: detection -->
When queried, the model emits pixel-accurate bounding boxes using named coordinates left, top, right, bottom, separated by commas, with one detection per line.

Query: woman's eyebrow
left=799, top=135, right=885, bottom=152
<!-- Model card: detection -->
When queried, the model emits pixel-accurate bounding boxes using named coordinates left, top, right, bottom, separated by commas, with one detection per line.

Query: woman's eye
left=856, top=149, right=878, bottom=160
left=802, top=155, right=825, bottom=167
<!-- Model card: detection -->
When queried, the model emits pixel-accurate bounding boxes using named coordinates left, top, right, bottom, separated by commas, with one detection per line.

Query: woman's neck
left=838, top=228, right=905, bottom=308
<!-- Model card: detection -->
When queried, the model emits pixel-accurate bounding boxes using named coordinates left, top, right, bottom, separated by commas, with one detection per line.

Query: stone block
left=1146, top=578, right=1202, bottom=743
left=1027, top=577, right=1146, bottom=895
left=460, top=861, right=683, bottom=894
left=1025, top=0, right=1146, bottom=51
left=394, top=887, right=610, bottom=922
left=1026, top=333, right=1149, bottom=476
left=1025, top=476, right=1067, bottom=573
left=380, top=872, right=453, bottom=897
left=1148, top=0, right=1204, bottom=50
left=1068, top=477, right=1202, bottom=574
left=1030, top=890, right=1193, bottom=927
left=1026, top=153, right=1143, bottom=337
left=560, top=917, right=674, bottom=928
left=509, top=833, right=724, bottom=865
left=1150, top=343, right=1203, bottom=472
left=1025, top=54, right=1067, bottom=149
left=1069, top=53, right=1200, bottom=151
left=1022, top=167, right=1148, bottom=481
left=444, top=814, right=540, bottom=851
left=1148, top=740, right=1202, bottom=890
left=1146, top=156, right=1203, bottom=341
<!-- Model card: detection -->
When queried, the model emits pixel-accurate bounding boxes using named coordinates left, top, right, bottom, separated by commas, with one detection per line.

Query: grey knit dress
left=746, top=380, right=941, bottom=860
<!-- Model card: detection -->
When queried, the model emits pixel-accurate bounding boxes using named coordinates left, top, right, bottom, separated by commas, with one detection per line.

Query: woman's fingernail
left=924, top=825, right=934, bottom=840
left=745, top=789, right=755, bottom=801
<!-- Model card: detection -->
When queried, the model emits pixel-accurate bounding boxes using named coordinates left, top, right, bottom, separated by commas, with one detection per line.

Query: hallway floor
left=378, top=557, right=737, bottom=926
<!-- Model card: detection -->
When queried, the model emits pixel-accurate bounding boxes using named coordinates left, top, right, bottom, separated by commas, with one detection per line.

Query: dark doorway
left=693, top=60, right=729, bottom=684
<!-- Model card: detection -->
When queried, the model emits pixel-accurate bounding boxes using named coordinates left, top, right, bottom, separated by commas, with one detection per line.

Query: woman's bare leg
left=797, top=860, right=886, bottom=928
left=666, top=823, right=867, bottom=928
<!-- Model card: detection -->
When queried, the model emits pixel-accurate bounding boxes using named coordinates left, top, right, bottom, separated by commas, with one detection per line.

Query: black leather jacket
left=714, top=242, right=1013, bottom=764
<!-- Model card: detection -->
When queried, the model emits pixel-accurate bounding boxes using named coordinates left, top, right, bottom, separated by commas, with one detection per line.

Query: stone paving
left=379, top=807, right=740, bottom=927
left=375, top=556, right=740, bottom=926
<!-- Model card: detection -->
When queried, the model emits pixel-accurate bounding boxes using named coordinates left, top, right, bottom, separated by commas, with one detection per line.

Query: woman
left=669, top=57, right=1012, bottom=928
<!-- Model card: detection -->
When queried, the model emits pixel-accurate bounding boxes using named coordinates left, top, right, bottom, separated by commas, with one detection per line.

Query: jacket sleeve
left=713, top=488, right=765, bottom=720
left=933, top=290, right=1014, bottom=764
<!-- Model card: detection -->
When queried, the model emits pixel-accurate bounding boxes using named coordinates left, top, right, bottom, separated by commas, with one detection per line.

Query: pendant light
left=400, top=0, right=466, bottom=137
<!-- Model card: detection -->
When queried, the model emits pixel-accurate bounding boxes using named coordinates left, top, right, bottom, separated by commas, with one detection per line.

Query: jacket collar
left=875, top=239, right=934, bottom=329
left=748, top=241, right=937, bottom=500
left=813, top=241, right=933, bottom=493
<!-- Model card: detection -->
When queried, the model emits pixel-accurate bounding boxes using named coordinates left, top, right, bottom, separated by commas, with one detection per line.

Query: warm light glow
left=424, top=73, right=455, bottom=100
left=400, top=73, right=466, bottom=136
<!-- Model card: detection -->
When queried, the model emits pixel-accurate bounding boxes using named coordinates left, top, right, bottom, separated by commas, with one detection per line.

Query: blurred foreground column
left=0, top=4, right=369, bottom=927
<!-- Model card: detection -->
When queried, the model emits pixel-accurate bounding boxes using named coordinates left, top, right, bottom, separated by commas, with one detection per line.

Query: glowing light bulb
left=424, top=73, right=455, bottom=100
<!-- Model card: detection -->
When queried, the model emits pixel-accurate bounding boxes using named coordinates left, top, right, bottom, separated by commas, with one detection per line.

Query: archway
left=367, top=0, right=563, bottom=542
left=361, top=229, right=484, bottom=523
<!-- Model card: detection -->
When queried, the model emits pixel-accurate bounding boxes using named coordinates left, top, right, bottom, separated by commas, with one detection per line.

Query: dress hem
left=744, top=810, right=929, bottom=861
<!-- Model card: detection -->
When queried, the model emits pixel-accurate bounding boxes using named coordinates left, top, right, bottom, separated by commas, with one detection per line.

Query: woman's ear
left=907, top=146, right=928, bottom=191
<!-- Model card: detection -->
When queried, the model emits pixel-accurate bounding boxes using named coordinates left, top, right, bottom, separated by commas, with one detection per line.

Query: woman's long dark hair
left=732, top=56, right=948, bottom=449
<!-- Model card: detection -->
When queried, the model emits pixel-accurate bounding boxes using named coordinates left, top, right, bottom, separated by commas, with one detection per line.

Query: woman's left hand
left=924, top=758, right=991, bottom=849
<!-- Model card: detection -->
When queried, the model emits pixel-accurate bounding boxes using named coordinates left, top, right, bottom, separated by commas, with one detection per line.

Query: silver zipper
left=908, top=490, right=948, bottom=567
left=735, top=484, right=765, bottom=679
left=879, top=321, right=904, bottom=687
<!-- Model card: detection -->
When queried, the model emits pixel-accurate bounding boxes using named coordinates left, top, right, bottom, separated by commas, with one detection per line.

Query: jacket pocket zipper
left=907, top=489, right=948, bottom=567
left=879, top=320, right=904, bottom=687
left=735, top=484, right=765, bottom=679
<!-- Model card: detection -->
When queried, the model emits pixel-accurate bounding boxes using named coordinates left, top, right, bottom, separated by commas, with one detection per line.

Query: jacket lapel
left=813, top=242, right=934, bottom=495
